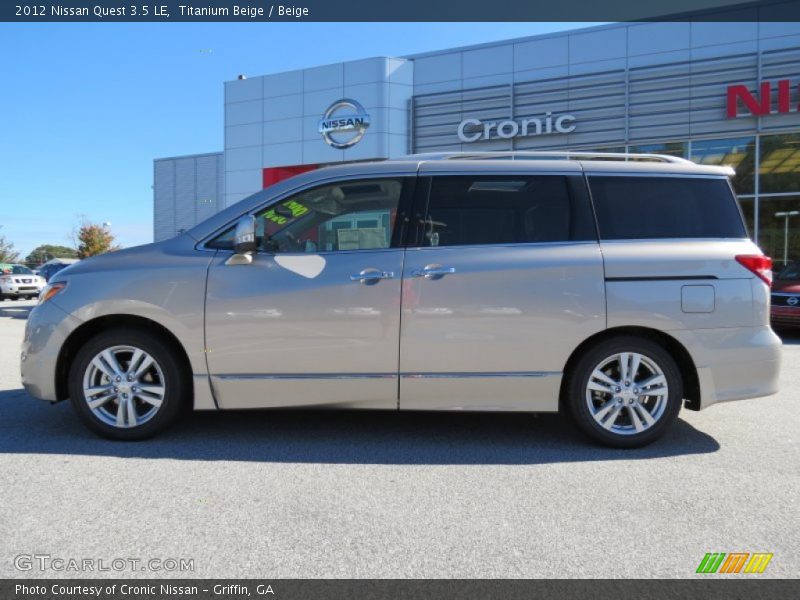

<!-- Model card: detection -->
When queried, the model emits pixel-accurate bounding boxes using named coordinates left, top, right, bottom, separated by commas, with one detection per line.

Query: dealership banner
left=2, top=579, right=800, bottom=599
left=3, top=0, right=800, bottom=22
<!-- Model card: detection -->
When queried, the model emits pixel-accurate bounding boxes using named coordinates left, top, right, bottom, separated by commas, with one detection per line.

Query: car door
left=399, top=163, right=606, bottom=411
left=205, top=176, right=414, bottom=410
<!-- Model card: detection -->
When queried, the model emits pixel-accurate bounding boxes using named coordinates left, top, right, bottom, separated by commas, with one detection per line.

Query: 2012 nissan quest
left=21, top=152, right=782, bottom=447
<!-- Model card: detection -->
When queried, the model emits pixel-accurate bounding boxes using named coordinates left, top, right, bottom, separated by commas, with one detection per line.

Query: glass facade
left=629, top=142, right=688, bottom=159
left=759, top=134, right=800, bottom=194
left=758, top=195, right=800, bottom=268
left=690, top=137, right=756, bottom=195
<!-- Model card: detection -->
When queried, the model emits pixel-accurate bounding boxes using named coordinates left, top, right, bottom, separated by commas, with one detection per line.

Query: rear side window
left=589, top=176, right=746, bottom=240
left=420, top=175, right=595, bottom=247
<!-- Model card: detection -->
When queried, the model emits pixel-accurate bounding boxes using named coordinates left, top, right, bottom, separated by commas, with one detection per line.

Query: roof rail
left=405, top=151, right=695, bottom=165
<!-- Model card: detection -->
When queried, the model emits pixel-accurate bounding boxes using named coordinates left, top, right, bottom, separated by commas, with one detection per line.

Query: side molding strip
left=401, top=371, right=560, bottom=379
left=216, top=371, right=560, bottom=381
left=606, top=275, right=719, bottom=282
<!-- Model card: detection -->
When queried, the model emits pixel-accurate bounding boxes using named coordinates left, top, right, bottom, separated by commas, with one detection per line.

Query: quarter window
left=589, top=176, right=747, bottom=240
left=419, top=176, right=595, bottom=247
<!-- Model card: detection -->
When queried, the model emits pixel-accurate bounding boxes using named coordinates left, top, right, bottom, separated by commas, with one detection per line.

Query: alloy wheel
left=81, top=345, right=166, bottom=428
left=584, top=352, right=669, bottom=436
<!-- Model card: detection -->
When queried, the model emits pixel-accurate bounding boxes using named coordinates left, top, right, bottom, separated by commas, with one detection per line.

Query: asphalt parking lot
left=0, top=298, right=798, bottom=579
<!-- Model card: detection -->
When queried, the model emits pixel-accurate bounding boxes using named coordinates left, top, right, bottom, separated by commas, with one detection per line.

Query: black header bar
left=3, top=0, right=800, bottom=22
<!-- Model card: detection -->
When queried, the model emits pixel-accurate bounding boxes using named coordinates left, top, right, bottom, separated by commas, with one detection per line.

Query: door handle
left=411, top=264, right=456, bottom=280
left=350, top=269, right=395, bottom=284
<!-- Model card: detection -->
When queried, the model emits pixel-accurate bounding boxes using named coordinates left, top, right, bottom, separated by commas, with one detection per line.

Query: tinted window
left=589, top=176, right=746, bottom=240
left=420, top=176, right=594, bottom=247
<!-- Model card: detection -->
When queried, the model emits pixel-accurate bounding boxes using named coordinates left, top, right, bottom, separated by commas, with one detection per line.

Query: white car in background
left=0, top=264, right=45, bottom=300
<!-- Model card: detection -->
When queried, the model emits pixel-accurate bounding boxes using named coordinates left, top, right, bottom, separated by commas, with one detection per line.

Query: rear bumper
left=671, top=326, right=781, bottom=410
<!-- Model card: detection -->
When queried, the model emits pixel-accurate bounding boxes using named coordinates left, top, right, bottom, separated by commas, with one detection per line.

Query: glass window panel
left=737, top=197, right=755, bottom=239
left=628, top=142, right=688, bottom=159
left=691, top=137, right=755, bottom=194
left=570, top=146, right=627, bottom=154
left=758, top=195, right=800, bottom=268
left=759, top=134, right=800, bottom=194
left=208, top=178, right=403, bottom=253
left=422, top=176, right=595, bottom=247
left=589, top=176, right=747, bottom=240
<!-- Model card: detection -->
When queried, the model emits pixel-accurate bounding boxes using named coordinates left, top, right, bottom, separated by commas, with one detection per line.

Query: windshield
left=1, top=265, right=34, bottom=275
left=777, top=261, right=800, bottom=281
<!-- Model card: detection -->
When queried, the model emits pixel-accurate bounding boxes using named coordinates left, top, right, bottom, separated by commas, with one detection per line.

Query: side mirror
left=233, top=215, right=256, bottom=254
left=226, top=215, right=256, bottom=265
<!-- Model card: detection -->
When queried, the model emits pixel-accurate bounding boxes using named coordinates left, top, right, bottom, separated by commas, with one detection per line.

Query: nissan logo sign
left=788, top=296, right=799, bottom=306
left=457, top=111, right=576, bottom=143
left=318, top=99, right=371, bottom=149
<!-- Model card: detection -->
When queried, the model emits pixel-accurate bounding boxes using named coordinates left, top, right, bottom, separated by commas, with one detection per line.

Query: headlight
left=38, top=282, right=67, bottom=305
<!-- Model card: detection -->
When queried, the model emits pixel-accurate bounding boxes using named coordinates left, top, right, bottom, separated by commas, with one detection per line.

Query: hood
left=50, top=234, right=199, bottom=282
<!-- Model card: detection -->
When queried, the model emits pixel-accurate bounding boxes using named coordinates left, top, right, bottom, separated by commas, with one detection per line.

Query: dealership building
left=154, top=20, right=800, bottom=264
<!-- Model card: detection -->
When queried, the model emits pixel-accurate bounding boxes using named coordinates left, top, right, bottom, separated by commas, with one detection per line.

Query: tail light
left=736, top=255, right=773, bottom=286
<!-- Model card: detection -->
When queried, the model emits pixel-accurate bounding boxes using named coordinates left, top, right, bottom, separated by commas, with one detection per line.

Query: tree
left=76, top=221, right=120, bottom=258
left=25, top=244, right=78, bottom=265
left=0, top=235, right=19, bottom=263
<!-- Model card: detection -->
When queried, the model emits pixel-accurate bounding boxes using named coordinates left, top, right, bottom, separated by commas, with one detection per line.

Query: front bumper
left=1, top=285, right=42, bottom=297
left=20, top=300, right=83, bottom=401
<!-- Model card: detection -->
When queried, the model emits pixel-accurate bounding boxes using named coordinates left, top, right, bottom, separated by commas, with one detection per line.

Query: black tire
left=565, top=336, right=683, bottom=448
left=68, top=328, right=189, bottom=440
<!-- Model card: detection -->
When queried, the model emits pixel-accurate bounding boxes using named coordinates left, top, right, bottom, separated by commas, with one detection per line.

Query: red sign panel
left=262, top=164, right=318, bottom=188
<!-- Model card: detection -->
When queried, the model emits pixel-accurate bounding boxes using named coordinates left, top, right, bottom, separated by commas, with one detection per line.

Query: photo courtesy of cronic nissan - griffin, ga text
left=20, top=152, right=781, bottom=448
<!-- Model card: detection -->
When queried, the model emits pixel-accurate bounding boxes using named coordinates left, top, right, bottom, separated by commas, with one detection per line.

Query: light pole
left=774, top=210, right=799, bottom=266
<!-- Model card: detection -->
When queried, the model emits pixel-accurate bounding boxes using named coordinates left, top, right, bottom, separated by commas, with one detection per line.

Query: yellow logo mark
left=744, top=553, right=773, bottom=574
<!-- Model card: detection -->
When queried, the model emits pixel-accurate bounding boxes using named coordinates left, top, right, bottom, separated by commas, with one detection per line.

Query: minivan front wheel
left=68, top=329, right=187, bottom=440
left=566, top=337, right=682, bottom=448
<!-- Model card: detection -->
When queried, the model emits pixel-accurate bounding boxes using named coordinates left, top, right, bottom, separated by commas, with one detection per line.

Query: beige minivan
left=21, top=152, right=781, bottom=447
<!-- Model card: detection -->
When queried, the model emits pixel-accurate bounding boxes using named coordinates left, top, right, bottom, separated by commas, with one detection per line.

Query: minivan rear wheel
left=566, top=336, right=682, bottom=448
left=68, top=329, right=187, bottom=440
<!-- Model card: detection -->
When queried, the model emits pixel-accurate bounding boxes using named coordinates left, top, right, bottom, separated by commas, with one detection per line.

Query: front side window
left=589, top=176, right=747, bottom=240
left=209, top=178, right=405, bottom=253
left=418, top=175, right=595, bottom=248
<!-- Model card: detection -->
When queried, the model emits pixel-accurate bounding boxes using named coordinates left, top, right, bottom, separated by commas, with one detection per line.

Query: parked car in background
left=771, top=261, right=800, bottom=329
left=0, top=264, right=45, bottom=300
left=37, top=258, right=80, bottom=282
